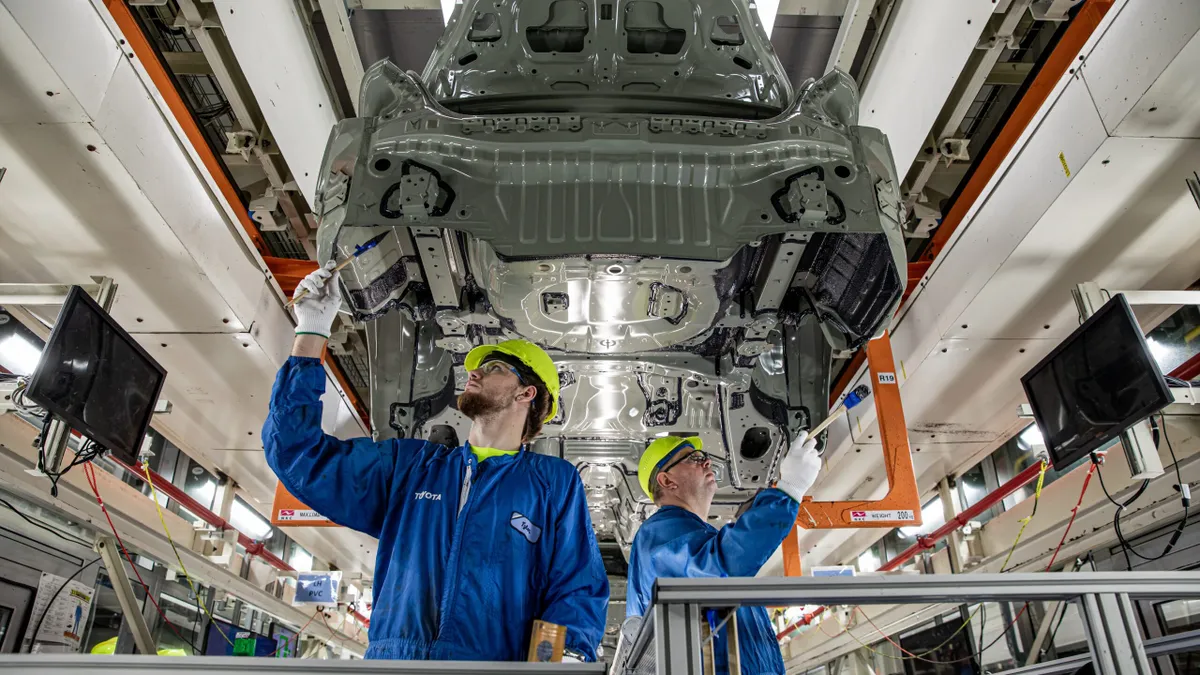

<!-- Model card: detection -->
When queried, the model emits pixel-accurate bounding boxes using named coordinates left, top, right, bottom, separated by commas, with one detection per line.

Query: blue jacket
left=262, top=356, right=609, bottom=661
left=626, top=490, right=799, bottom=675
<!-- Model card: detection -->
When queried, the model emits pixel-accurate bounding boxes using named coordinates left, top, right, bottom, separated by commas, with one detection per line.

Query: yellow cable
left=142, top=465, right=236, bottom=647
left=1000, top=461, right=1047, bottom=572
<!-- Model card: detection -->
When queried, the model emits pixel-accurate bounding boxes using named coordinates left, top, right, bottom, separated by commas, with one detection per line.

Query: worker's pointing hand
left=293, top=261, right=342, bottom=338
left=776, top=430, right=821, bottom=503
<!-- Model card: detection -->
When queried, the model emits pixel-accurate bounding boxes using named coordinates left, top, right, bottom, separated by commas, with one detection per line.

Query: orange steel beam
left=104, top=2, right=371, bottom=432
left=781, top=524, right=804, bottom=577
left=830, top=0, right=1114, bottom=406
left=797, top=331, right=921, bottom=530
left=264, top=256, right=319, bottom=296
left=915, top=0, right=1114, bottom=272
left=103, top=0, right=268, bottom=257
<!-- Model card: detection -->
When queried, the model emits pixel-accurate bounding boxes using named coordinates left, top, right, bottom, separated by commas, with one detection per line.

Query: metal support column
left=654, top=600, right=704, bottom=674
left=1078, top=593, right=1152, bottom=675
left=937, top=477, right=966, bottom=572
left=95, top=536, right=156, bottom=655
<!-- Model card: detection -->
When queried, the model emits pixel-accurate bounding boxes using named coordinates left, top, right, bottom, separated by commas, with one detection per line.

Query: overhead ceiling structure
left=0, top=0, right=378, bottom=586
left=796, top=0, right=1200, bottom=570
left=0, top=0, right=1196, bottom=651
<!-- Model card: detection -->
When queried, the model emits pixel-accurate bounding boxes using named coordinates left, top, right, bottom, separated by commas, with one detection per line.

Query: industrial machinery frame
left=620, top=572, right=1200, bottom=675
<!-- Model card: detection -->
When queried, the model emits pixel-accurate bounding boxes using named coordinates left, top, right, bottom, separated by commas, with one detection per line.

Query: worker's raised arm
left=644, top=432, right=820, bottom=580
left=262, top=264, right=414, bottom=538
left=655, top=489, right=800, bottom=579
left=540, top=468, right=610, bottom=662
left=263, top=354, right=415, bottom=538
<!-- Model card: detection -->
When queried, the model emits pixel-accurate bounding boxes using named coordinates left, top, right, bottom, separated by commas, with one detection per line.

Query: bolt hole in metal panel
left=314, top=0, right=906, bottom=566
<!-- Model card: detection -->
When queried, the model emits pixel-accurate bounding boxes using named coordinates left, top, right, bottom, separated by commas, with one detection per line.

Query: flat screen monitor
left=24, top=285, right=166, bottom=466
left=269, top=623, right=298, bottom=658
left=1021, top=294, right=1172, bottom=470
left=204, top=619, right=276, bottom=657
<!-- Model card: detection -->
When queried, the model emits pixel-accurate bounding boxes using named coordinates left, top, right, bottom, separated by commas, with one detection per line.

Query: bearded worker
left=263, top=263, right=608, bottom=662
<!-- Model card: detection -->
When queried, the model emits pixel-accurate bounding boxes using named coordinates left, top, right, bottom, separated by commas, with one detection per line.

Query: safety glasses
left=660, top=444, right=711, bottom=474
left=477, top=359, right=525, bottom=383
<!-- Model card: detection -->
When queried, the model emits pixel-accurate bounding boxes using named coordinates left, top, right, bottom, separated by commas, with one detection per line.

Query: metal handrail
left=628, top=572, right=1200, bottom=675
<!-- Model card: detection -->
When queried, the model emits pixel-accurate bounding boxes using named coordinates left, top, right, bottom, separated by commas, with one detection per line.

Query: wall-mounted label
left=295, top=571, right=342, bottom=605
left=277, top=509, right=327, bottom=522
left=877, top=372, right=897, bottom=384
left=850, top=509, right=916, bottom=522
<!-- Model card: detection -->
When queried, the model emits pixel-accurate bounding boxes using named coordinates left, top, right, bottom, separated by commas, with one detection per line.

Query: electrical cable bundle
left=38, top=435, right=106, bottom=498
left=9, top=376, right=46, bottom=417
left=1092, top=413, right=1190, bottom=570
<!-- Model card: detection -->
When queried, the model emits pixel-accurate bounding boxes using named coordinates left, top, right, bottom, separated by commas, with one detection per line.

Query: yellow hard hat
left=638, top=436, right=703, bottom=499
left=464, top=339, right=560, bottom=423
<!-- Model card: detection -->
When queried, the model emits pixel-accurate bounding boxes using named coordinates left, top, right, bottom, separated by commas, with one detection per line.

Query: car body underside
left=313, top=0, right=904, bottom=560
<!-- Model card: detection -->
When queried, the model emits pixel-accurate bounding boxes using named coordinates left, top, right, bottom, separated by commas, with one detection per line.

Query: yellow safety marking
left=1059, top=151, right=1071, bottom=177
left=900, top=360, right=907, bottom=380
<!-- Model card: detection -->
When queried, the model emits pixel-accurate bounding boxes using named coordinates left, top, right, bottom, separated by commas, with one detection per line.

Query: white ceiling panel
left=139, top=332, right=282, bottom=454
left=0, top=123, right=247, bottom=334
left=2, top=0, right=123, bottom=120
left=1079, top=0, right=1200, bottom=133
left=951, top=137, right=1200, bottom=339
left=1113, top=28, right=1200, bottom=139
left=858, top=0, right=992, bottom=173
left=94, top=59, right=266, bottom=328
left=0, top=4, right=91, bottom=124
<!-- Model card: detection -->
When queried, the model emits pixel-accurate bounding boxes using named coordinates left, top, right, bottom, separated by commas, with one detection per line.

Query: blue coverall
left=626, top=489, right=800, bottom=674
left=262, top=356, right=609, bottom=661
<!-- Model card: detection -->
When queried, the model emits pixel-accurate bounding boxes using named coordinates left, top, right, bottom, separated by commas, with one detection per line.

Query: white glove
left=561, top=655, right=585, bottom=663
left=293, top=261, right=342, bottom=338
left=776, top=431, right=821, bottom=502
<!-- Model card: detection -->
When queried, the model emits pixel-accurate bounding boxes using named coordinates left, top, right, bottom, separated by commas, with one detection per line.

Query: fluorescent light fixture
left=900, top=500, right=946, bottom=537
left=752, top=0, right=780, bottom=39
left=230, top=499, right=272, bottom=540
left=1019, top=424, right=1044, bottom=448
left=1146, top=337, right=1170, bottom=365
left=0, top=334, right=41, bottom=376
left=289, top=546, right=314, bottom=573
left=441, top=0, right=457, bottom=24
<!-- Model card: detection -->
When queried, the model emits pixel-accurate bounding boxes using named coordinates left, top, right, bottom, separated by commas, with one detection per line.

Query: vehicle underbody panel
left=312, top=0, right=905, bottom=565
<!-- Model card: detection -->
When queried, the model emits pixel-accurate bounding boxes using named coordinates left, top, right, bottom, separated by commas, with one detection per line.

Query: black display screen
left=1021, top=294, right=1172, bottom=470
left=25, top=286, right=166, bottom=465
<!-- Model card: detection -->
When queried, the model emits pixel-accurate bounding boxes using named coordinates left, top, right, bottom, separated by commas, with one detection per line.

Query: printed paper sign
left=295, top=571, right=342, bottom=605
left=877, top=372, right=897, bottom=384
left=849, top=509, right=916, bottom=523
left=24, top=572, right=95, bottom=650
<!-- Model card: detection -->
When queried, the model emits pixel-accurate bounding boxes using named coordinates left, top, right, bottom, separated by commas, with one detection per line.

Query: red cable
left=83, top=463, right=198, bottom=652
left=851, top=462, right=1097, bottom=662
left=1042, top=462, right=1096, bottom=572
left=267, top=608, right=322, bottom=657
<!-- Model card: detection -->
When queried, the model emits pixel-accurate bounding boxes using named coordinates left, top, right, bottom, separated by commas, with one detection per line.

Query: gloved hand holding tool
left=774, top=383, right=872, bottom=501
left=292, top=262, right=343, bottom=338
left=287, top=231, right=389, bottom=307
left=289, top=231, right=389, bottom=337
